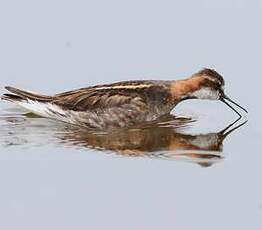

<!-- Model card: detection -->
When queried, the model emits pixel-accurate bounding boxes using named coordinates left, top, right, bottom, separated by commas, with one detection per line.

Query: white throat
left=190, top=88, right=219, bottom=100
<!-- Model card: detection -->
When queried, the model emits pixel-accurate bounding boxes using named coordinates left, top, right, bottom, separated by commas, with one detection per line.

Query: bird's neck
left=170, top=76, right=203, bottom=101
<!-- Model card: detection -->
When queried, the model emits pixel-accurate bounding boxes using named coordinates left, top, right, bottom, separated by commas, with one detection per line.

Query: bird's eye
left=213, top=82, right=220, bottom=90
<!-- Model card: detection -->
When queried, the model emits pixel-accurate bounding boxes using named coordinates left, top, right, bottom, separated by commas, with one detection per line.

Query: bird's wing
left=53, top=88, right=148, bottom=112
left=52, top=88, right=150, bottom=128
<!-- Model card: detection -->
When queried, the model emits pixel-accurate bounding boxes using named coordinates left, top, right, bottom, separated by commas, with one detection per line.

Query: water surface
left=0, top=1, right=262, bottom=230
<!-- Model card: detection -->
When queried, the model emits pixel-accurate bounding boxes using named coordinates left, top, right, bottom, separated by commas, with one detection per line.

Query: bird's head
left=176, top=68, right=248, bottom=117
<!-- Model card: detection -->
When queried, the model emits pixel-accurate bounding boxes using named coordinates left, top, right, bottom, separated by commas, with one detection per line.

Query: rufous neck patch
left=170, top=76, right=203, bottom=100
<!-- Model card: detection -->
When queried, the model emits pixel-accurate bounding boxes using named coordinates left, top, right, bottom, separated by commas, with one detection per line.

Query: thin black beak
left=220, top=93, right=248, bottom=118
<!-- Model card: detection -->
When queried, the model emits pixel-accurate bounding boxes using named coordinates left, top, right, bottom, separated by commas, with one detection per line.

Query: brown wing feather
left=52, top=88, right=147, bottom=111
left=52, top=88, right=149, bottom=128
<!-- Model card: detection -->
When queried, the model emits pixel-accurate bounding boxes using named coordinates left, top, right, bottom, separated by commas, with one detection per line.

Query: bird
left=1, top=68, right=248, bottom=130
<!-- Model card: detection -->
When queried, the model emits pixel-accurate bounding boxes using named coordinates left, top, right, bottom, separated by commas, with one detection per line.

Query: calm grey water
left=0, top=1, right=262, bottom=229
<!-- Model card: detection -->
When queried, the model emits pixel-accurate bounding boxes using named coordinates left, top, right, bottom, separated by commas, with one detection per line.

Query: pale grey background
left=0, top=1, right=262, bottom=230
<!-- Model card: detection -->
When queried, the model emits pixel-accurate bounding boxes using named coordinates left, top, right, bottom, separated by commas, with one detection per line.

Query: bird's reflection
left=0, top=108, right=247, bottom=167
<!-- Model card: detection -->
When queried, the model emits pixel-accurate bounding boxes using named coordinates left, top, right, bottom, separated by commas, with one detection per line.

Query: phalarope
left=1, top=68, right=248, bottom=129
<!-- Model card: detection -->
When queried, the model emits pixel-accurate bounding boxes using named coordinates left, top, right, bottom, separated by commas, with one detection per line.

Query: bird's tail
left=1, top=86, right=67, bottom=119
left=1, top=86, right=52, bottom=103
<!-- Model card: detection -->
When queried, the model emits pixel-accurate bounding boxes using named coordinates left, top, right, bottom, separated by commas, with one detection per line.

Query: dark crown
left=196, top=68, right=225, bottom=87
